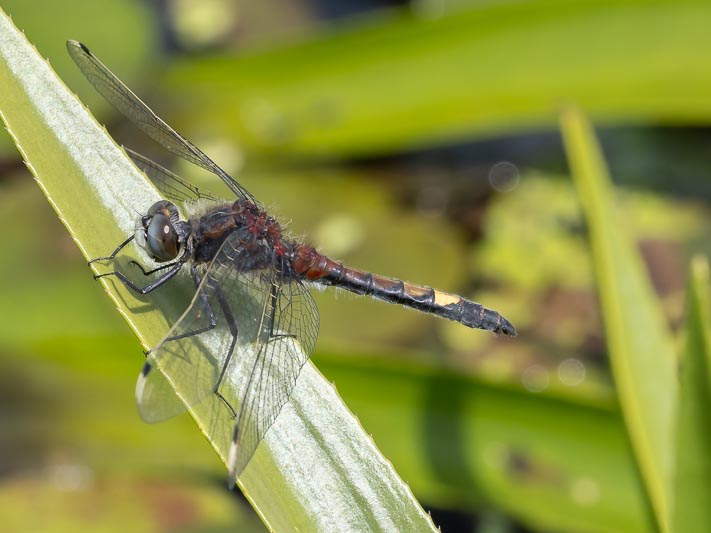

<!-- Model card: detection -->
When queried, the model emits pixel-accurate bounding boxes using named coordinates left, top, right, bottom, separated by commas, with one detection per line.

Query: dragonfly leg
left=265, top=280, right=295, bottom=342
left=210, top=281, right=239, bottom=419
left=95, top=252, right=188, bottom=294
left=162, top=265, right=217, bottom=343
left=129, top=260, right=179, bottom=277
left=88, top=235, right=134, bottom=265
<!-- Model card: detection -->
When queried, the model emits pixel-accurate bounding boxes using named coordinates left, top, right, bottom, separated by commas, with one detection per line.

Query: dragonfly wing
left=135, top=259, right=225, bottom=424
left=66, top=40, right=259, bottom=206
left=135, top=360, right=188, bottom=423
left=125, top=147, right=218, bottom=207
left=226, top=272, right=319, bottom=484
left=134, top=231, right=319, bottom=480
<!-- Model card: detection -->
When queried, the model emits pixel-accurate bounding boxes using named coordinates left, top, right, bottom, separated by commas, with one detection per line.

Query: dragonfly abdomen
left=291, top=245, right=516, bottom=336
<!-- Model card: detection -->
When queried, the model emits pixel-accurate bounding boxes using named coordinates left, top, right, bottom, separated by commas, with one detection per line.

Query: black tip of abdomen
left=459, top=301, right=516, bottom=336
left=497, top=315, right=517, bottom=337
left=480, top=307, right=517, bottom=337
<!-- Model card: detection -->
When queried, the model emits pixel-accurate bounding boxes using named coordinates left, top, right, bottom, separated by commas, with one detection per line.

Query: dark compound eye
left=145, top=213, right=178, bottom=262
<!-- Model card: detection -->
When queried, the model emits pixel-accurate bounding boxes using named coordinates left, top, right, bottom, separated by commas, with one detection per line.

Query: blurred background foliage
left=1, top=0, right=710, bottom=531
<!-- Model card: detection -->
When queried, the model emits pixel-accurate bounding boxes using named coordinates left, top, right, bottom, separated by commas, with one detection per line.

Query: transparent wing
left=66, top=40, right=259, bottom=206
left=125, top=147, right=218, bottom=207
left=135, top=360, right=187, bottom=422
left=135, top=232, right=319, bottom=480
left=227, top=270, right=320, bottom=483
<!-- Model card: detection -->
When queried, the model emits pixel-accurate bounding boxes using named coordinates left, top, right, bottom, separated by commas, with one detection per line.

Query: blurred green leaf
left=321, top=353, right=652, bottom=532
left=0, top=10, right=436, bottom=532
left=561, top=106, right=677, bottom=531
left=0, top=0, right=153, bottom=156
left=671, top=257, right=711, bottom=533
left=0, top=474, right=264, bottom=533
left=165, top=0, right=711, bottom=159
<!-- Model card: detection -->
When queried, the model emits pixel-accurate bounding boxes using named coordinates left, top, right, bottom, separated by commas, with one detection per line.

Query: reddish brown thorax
left=229, top=201, right=288, bottom=255
left=201, top=216, right=237, bottom=240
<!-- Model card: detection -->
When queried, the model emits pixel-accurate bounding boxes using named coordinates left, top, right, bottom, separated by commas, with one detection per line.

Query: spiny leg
left=94, top=250, right=190, bottom=295
left=210, top=281, right=239, bottom=419
left=94, top=260, right=185, bottom=294
left=88, top=235, right=134, bottom=265
left=129, top=260, right=180, bottom=277
left=161, top=265, right=218, bottom=344
left=89, top=235, right=181, bottom=293
left=261, top=282, right=285, bottom=417
left=266, top=283, right=295, bottom=343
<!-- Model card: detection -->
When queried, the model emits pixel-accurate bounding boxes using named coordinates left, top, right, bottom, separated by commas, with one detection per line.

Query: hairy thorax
left=189, top=199, right=291, bottom=268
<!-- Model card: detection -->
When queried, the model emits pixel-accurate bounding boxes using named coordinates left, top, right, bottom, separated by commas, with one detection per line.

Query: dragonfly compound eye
left=145, top=213, right=179, bottom=262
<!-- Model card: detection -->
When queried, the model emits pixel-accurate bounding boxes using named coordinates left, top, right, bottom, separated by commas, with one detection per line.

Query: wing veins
left=67, top=40, right=259, bottom=206
left=125, top=147, right=219, bottom=204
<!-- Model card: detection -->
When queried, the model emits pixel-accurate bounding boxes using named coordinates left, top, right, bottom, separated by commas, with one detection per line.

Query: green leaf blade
left=671, top=257, right=711, bottom=533
left=560, top=106, right=677, bottom=532
left=166, top=1, right=711, bottom=159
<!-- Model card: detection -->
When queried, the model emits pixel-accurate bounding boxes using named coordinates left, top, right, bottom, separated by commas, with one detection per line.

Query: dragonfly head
left=136, top=200, right=183, bottom=262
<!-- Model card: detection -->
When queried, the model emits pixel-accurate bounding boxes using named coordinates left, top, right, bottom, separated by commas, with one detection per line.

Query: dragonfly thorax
left=189, top=200, right=290, bottom=268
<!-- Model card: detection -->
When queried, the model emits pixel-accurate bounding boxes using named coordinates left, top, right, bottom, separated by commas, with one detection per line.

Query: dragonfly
left=67, top=40, right=516, bottom=487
